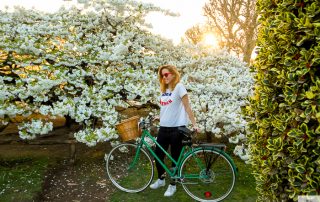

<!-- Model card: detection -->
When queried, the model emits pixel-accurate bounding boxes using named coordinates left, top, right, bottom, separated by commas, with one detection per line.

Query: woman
left=149, top=64, right=198, bottom=197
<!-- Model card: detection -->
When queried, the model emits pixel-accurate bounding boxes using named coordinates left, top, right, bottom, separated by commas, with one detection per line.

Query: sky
left=0, top=0, right=208, bottom=44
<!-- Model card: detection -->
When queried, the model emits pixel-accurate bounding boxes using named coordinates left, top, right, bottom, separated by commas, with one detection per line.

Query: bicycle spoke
left=106, top=143, right=154, bottom=193
left=203, top=148, right=219, bottom=172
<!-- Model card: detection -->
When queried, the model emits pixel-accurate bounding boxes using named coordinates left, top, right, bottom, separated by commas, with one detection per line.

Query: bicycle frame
left=136, top=129, right=185, bottom=178
left=133, top=128, right=238, bottom=179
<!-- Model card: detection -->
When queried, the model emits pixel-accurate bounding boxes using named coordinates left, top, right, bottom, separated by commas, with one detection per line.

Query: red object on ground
left=204, top=191, right=212, bottom=198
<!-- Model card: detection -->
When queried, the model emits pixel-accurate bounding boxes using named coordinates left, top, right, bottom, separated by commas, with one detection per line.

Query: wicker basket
left=116, top=116, right=140, bottom=141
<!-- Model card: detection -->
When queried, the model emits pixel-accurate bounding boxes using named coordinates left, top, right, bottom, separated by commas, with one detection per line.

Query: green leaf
left=305, top=91, right=315, bottom=99
left=287, top=73, right=295, bottom=80
left=287, top=129, right=303, bottom=138
left=288, top=163, right=296, bottom=169
left=296, top=36, right=309, bottom=46
left=293, top=139, right=304, bottom=147
left=312, top=148, right=320, bottom=155
left=300, top=123, right=308, bottom=133
left=267, top=137, right=283, bottom=151
left=315, top=125, right=320, bottom=134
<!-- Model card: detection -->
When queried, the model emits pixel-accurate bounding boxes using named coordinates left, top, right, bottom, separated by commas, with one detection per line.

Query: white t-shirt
left=159, top=83, right=189, bottom=127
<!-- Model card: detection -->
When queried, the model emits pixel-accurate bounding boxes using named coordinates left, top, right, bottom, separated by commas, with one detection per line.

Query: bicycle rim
left=180, top=149, right=236, bottom=202
left=106, top=143, right=154, bottom=193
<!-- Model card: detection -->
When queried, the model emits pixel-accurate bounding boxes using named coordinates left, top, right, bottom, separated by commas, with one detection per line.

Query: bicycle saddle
left=178, top=127, right=192, bottom=137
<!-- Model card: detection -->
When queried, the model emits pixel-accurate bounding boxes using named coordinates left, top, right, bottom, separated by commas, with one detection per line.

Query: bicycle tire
left=106, top=143, right=154, bottom=193
left=179, top=148, right=236, bottom=202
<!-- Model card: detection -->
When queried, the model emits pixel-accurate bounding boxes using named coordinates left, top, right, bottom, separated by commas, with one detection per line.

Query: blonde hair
left=158, top=65, right=181, bottom=93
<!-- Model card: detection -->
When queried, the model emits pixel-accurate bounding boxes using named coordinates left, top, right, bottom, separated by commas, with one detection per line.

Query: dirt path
left=37, top=157, right=114, bottom=201
left=34, top=143, right=116, bottom=202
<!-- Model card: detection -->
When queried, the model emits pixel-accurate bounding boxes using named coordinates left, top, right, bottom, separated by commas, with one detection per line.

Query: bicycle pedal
left=176, top=178, right=196, bottom=184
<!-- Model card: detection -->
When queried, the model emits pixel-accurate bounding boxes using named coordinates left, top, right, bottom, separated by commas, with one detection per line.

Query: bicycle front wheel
left=180, top=148, right=236, bottom=202
left=106, top=143, right=154, bottom=193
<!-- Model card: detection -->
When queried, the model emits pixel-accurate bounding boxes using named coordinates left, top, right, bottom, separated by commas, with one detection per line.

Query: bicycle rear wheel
left=106, top=143, right=154, bottom=193
left=180, top=148, right=236, bottom=202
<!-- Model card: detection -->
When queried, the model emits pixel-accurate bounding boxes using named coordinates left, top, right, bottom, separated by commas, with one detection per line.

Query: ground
left=36, top=143, right=115, bottom=202
left=0, top=108, right=151, bottom=202
left=0, top=124, right=116, bottom=202
left=0, top=141, right=117, bottom=202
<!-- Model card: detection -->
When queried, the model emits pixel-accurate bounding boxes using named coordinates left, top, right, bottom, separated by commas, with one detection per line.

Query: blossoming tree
left=178, top=44, right=254, bottom=161
left=0, top=0, right=253, bottom=159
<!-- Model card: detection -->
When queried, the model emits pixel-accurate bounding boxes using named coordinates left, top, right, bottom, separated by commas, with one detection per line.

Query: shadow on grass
left=109, top=158, right=257, bottom=202
left=0, top=157, right=51, bottom=202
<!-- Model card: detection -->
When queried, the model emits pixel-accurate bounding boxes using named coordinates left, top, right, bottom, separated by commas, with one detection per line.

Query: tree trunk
left=205, top=131, right=212, bottom=142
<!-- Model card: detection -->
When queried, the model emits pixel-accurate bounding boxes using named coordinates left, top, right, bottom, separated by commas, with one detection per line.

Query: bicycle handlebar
left=138, top=115, right=155, bottom=130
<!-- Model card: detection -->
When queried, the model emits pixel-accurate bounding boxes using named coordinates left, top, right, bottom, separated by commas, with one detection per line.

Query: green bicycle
left=106, top=117, right=238, bottom=202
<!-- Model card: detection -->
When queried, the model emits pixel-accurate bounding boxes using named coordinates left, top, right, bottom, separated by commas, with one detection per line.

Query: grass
left=109, top=157, right=257, bottom=202
left=0, top=157, right=51, bottom=202
left=227, top=158, right=257, bottom=201
left=0, top=144, right=258, bottom=202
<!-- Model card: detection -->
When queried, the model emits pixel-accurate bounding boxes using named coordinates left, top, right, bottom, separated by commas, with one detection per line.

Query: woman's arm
left=181, top=94, right=198, bottom=131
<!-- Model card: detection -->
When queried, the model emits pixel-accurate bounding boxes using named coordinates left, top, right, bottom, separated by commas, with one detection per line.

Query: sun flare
left=203, top=33, right=219, bottom=47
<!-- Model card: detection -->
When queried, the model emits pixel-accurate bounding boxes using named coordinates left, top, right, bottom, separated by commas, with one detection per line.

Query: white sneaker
left=164, top=185, right=176, bottom=197
left=150, top=179, right=165, bottom=189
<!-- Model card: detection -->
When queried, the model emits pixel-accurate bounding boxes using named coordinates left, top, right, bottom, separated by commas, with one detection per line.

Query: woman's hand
left=192, top=125, right=199, bottom=133
left=152, top=115, right=160, bottom=121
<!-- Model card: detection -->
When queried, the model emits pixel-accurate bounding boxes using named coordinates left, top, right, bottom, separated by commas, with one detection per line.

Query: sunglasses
left=162, top=73, right=172, bottom=78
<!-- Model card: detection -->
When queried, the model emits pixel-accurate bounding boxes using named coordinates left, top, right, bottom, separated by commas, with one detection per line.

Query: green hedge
left=244, top=0, right=320, bottom=201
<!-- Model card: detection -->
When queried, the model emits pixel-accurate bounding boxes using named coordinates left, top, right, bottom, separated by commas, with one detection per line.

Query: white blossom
left=0, top=0, right=253, bottom=158
left=18, top=120, right=53, bottom=139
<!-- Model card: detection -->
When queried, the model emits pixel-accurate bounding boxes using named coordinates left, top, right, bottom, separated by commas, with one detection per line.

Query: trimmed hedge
left=244, top=0, right=320, bottom=201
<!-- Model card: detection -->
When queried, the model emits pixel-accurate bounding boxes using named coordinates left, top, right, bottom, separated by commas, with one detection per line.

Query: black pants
left=155, top=126, right=183, bottom=179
